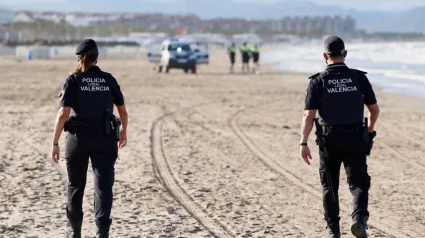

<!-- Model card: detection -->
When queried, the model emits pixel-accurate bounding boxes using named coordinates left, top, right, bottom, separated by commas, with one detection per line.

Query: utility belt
left=314, top=118, right=376, bottom=156
left=64, top=115, right=121, bottom=141
left=320, top=124, right=363, bottom=134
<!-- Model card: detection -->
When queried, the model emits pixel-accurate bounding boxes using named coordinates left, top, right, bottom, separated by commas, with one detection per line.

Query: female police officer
left=50, top=39, right=128, bottom=238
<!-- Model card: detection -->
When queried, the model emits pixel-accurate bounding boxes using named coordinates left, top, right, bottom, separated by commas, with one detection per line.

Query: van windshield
left=168, top=43, right=191, bottom=52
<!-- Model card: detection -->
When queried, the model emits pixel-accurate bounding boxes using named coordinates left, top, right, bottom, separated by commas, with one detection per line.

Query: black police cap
left=75, top=39, right=99, bottom=55
left=324, top=36, right=346, bottom=56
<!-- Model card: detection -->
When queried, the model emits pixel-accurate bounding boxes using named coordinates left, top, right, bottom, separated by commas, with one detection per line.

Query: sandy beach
left=1, top=48, right=425, bottom=238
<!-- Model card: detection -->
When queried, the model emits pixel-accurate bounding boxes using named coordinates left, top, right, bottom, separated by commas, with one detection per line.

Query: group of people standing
left=227, top=42, right=260, bottom=75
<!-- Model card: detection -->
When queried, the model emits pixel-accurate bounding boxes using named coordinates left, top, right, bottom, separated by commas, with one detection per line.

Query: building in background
left=0, top=9, right=22, bottom=42
left=272, top=16, right=356, bottom=35
left=0, top=9, right=14, bottom=24
left=7, top=11, right=356, bottom=36
left=1, top=10, right=376, bottom=43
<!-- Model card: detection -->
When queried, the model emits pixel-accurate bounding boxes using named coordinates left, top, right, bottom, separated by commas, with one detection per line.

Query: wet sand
left=1, top=49, right=425, bottom=237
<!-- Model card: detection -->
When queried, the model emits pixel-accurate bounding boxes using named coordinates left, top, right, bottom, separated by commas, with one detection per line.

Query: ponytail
left=72, top=53, right=98, bottom=75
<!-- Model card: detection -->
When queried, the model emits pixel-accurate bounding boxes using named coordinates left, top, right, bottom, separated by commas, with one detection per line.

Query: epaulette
left=308, top=70, right=328, bottom=80
left=356, top=69, right=367, bottom=74
left=349, top=68, right=367, bottom=75
left=308, top=72, right=319, bottom=79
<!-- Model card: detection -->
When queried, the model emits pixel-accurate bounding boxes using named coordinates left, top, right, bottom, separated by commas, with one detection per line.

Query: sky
left=1, top=0, right=425, bottom=12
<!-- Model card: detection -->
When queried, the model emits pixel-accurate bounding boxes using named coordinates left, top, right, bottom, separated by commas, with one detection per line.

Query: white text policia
left=81, top=78, right=110, bottom=92
left=327, top=78, right=358, bottom=93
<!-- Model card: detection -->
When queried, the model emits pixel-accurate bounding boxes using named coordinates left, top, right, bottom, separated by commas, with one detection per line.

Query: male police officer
left=240, top=42, right=251, bottom=73
left=298, top=36, right=380, bottom=238
left=251, top=44, right=260, bottom=75
left=51, top=39, right=128, bottom=238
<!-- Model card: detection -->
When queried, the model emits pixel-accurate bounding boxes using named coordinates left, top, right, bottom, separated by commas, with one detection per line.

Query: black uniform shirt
left=305, top=63, right=377, bottom=110
left=59, top=66, right=124, bottom=120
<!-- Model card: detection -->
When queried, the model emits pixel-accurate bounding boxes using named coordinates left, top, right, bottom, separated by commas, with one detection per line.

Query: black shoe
left=324, top=216, right=341, bottom=238
left=96, top=232, right=109, bottom=238
left=351, top=217, right=368, bottom=238
left=95, top=219, right=112, bottom=238
left=65, top=219, right=82, bottom=238
left=326, top=228, right=341, bottom=238
left=325, top=218, right=341, bottom=238
left=326, top=225, right=341, bottom=238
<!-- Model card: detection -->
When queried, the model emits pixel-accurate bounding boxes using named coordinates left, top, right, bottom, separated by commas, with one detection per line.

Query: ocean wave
left=265, top=41, right=425, bottom=97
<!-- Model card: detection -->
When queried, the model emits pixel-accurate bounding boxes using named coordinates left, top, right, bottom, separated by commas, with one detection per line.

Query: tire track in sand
left=180, top=108, right=304, bottom=237
left=229, top=107, right=418, bottom=238
left=150, top=107, right=237, bottom=238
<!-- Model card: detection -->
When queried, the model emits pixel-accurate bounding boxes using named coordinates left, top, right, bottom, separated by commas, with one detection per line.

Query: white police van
left=147, top=38, right=209, bottom=74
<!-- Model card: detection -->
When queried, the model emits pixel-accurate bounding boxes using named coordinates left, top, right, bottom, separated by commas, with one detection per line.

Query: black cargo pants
left=65, top=130, right=118, bottom=227
left=318, top=126, right=371, bottom=226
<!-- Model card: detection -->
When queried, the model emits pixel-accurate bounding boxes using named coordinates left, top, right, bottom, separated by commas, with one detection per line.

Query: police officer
left=227, top=42, right=236, bottom=73
left=298, top=36, right=380, bottom=238
left=240, top=42, right=251, bottom=73
left=193, top=42, right=201, bottom=72
left=251, top=44, right=260, bottom=75
left=50, top=39, right=128, bottom=238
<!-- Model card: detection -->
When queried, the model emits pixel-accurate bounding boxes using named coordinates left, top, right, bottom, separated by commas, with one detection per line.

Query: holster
left=363, top=117, right=377, bottom=156
left=104, top=108, right=120, bottom=141
left=64, top=116, right=87, bottom=135
left=104, top=109, right=112, bottom=136
left=314, top=118, right=325, bottom=150
left=111, top=116, right=121, bottom=141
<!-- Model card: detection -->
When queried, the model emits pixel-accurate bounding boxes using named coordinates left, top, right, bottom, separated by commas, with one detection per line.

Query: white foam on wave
left=266, top=41, right=425, bottom=97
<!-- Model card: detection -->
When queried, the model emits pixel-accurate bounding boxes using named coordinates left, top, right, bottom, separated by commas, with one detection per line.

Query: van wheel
left=158, top=66, right=163, bottom=73
left=190, top=66, right=197, bottom=74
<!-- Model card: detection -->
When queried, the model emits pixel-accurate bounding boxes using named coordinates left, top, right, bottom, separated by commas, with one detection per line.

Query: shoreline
left=264, top=41, right=425, bottom=98
left=260, top=49, right=425, bottom=100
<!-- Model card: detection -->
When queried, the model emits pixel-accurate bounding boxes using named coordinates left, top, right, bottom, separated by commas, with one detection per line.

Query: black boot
left=65, top=219, right=82, bottom=238
left=351, top=216, right=368, bottom=238
left=325, top=217, right=341, bottom=238
left=326, top=225, right=341, bottom=238
left=96, top=219, right=112, bottom=238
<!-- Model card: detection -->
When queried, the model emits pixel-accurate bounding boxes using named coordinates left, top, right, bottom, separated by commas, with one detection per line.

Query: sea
left=265, top=41, right=425, bottom=98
